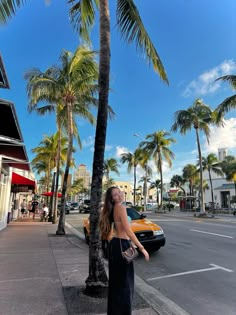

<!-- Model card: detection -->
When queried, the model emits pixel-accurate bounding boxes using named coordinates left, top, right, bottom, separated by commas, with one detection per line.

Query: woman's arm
left=119, top=206, right=149, bottom=261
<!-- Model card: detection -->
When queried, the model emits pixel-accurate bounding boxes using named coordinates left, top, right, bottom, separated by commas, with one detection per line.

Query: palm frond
left=0, top=0, right=26, bottom=24
left=116, top=0, right=168, bottom=83
left=215, top=94, right=236, bottom=117
left=215, top=75, right=236, bottom=90
left=69, top=0, right=99, bottom=43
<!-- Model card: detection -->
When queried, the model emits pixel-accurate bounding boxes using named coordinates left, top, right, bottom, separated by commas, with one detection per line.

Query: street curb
left=65, top=221, right=190, bottom=315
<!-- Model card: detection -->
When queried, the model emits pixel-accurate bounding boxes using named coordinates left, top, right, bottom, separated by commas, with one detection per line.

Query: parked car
left=57, top=203, right=70, bottom=214
left=83, top=207, right=166, bottom=257
left=70, top=202, right=80, bottom=211
left=79, top=199, right=91, bottom=213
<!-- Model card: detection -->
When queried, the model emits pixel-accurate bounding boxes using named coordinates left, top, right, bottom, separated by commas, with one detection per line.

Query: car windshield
left=126, top=208, right=142, bottom=220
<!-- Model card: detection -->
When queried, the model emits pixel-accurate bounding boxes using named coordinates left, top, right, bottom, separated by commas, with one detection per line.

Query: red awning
left=42, top=192, right=62, bottom=197
left=12, top=172, right=35, bottom=187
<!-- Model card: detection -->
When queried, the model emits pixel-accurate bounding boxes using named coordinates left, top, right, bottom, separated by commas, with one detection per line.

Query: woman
left=100, top=186, right=149, bottom=315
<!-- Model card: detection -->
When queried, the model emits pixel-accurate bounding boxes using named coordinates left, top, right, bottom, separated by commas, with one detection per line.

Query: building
left=113, top=181, right=133, bottom=203
left=203, top=148, right=235, bottom=208
left=0, top=54, right=35, bottom=231
left=73, top=164, right=91, bottom=189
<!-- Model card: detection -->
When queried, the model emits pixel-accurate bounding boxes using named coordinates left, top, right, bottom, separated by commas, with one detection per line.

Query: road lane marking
left=190, top=229, right=234, bottom=238
left=147, top=264, right=233, bottom=281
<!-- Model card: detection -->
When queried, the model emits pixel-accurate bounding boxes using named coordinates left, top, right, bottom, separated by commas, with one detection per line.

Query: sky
left=1, top=0, right=236, bottom=185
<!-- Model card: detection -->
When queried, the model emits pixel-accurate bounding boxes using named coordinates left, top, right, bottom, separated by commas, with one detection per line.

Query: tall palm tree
left=170, top=174, right=186, bottom=195
left=31, top=133, right=70, bottom=220
left=215, top=75, right=236, bottom=119
left=171, top=99, right=223, bottom=214
left=149, top=179, right=162, bottom=207
left=69, top=0, right=169, bottom=292
left=182, top=164, right=198, bottom=197
left=25, top=46, right=98, bottom=232
left=136, top=149, right=152, bottom=211
left=120, top=149, right=143, bottom=206
left=103, top=158, right=120, bottom=180
left=0, top=0, right=168, bottom=292
left=201, top=153, right=224, bottom=206
left=139, top=130, right=176, bottom=209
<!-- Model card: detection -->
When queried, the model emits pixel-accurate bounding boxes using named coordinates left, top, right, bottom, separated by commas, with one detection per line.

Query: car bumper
left=136, top=234, right=166, bottom=249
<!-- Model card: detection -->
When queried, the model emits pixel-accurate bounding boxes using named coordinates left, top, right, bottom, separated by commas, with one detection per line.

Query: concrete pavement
left=0, top=218, right=190, bottom=315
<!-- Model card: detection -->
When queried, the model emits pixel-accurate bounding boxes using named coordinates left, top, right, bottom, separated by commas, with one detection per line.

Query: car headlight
left=153, top=229, right=163, bottom=236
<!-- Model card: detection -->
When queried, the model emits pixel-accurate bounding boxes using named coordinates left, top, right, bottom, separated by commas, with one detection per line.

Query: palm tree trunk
left=195, top=129, right=205, bottom=213
left=56, top=102, right=73, bottom=234
left=208, top=169, right=214, bottom=206
left=133, top=165, right=137, bottom=206
left=85, top=0, right=110, bottom=293
left=52, top=127, right=62, bottom=224
left=143, top=164, right=147, bottom=211
left=159, top=155, right=163, bottom=209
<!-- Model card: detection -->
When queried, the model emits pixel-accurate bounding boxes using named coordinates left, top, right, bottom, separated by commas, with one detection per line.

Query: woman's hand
left=140, top=248, right=149, bottom=261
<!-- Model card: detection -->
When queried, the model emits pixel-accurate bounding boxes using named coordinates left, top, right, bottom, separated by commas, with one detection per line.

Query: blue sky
left=1, top=0, right=236, bottom=184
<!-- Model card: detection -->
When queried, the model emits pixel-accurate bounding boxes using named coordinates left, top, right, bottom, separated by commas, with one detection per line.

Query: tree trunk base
left=56, top=229, right=65, bottom=235
left=84, top=285, right=108, bottom=298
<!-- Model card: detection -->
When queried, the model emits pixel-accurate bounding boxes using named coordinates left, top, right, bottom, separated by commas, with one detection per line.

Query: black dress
left=107, top=237, right=134, bottom=315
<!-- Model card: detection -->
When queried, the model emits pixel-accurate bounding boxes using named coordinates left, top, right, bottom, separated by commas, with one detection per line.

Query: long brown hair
left=99, top=186, right=116, bottom=240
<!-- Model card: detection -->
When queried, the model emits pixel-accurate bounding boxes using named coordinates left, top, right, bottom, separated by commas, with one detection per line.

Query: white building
left=203, top=148, right=235, bottom=208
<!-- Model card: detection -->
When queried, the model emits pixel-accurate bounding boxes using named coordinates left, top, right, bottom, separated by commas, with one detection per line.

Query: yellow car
left=83, top=207, right=166, bottom=255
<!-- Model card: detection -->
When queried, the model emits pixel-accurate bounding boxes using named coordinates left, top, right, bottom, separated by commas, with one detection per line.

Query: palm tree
left=171, top=99, right=223, bottom=214
left=149, top=179, right=162, bottom=207
left=215, top=75, right=236, bottom=119
left=221, top=156, right=236, bottom=197
left=31, top=133, right=70, bottom=220
left=120, top=149, right=143, bottom=206
left=0, top=0, right=169, bottom=293
left=139, top=130, right=176, bottom=209
left=200, top=153, right=224, bottom=207
left=69, top=0, right=169, bottom=292
left=170, top=174, right=186, bottom=195
left=182, top=164, right=198, bottom=210
left=103, top=158, right=120, bottom=180
left=25, top=46, right=98, bottom=232
left=136, top=149, right=152, bottom=211
left=182, top=164, right=198, bottom=197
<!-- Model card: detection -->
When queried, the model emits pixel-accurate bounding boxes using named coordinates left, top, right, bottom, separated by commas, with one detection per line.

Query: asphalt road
left=66, top=211, right=236, bottom=315
left=135, top=213, right=236, bottom=315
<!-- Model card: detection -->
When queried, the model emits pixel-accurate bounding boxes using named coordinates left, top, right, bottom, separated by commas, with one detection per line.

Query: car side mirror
left=140, top=214, right=146, bottom=219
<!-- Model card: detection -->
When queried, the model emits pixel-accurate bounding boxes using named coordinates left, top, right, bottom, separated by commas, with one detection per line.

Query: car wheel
left=233, top=210, right=236, bottom=216
left=84, top=228, right=90, bottom=244
left=102, top=240, right=109, bottom=259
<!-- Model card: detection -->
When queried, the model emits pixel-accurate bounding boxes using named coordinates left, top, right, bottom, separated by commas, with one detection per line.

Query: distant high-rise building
left=218, top=148, right=227, bottom=161
left=74, top=164, right=91, bottom=189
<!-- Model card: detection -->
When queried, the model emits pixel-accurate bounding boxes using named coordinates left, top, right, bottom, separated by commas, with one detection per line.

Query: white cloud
left=82, top=136, right=94, bottom=148
left=182, top=60, right=236, bottom=97
left=203, top=118, right=236, bottom=154
left=115, top=146, right=129, bottom=158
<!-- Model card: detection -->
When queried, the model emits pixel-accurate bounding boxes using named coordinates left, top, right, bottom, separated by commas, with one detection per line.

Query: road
left=66, top=211, right=236, bottom=315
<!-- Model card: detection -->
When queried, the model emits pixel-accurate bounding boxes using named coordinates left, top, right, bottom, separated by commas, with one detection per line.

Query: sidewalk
left=0, top=220, right=162, bottom=315
left=0, top=218, right=191, bottom=315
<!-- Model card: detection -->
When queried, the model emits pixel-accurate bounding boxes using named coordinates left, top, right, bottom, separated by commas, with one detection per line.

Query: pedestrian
left=31, top=199, right=39, bottom=220
left=20, top=199, right=27, bottom=217
left=100, top=186, right=149, bottom=315
left=42, top=204, right=49, bottom=222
